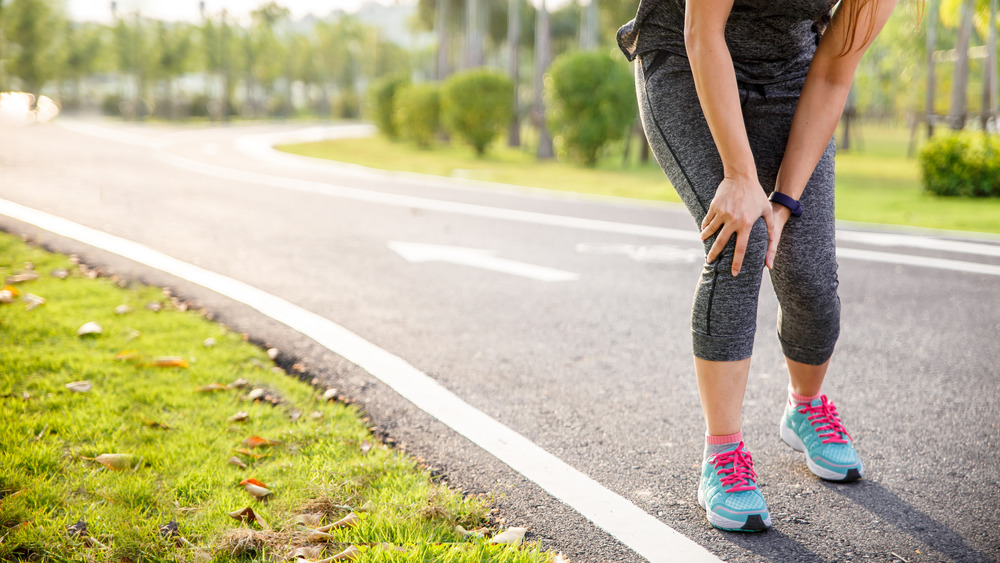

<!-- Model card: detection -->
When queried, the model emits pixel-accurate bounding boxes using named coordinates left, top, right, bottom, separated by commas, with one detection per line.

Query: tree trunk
left=534, top=0, right=554, bottom=159
left=984, top=0, right=998, bottom=131
left=466, top=0, right=483, bottom=68
left=580, top=0, right=598, bottom=50
left=508, top=0, right=521, bottom=147
left=949, top=0, right=973, bottom=130
left=436, top=0, right=450, bottom=80
left=926, top=0, right=937, bottom=137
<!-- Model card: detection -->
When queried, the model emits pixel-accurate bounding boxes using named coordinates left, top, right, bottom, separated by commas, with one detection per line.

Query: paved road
left=1, top=119, right=998, bottom=562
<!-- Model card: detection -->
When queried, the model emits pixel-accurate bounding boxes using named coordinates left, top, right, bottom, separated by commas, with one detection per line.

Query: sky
left=65, top=0, right=416, bottom=23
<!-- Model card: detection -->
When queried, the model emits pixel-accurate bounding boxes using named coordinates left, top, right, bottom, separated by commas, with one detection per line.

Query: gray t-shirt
left=618, top=0, right=835, bottom=84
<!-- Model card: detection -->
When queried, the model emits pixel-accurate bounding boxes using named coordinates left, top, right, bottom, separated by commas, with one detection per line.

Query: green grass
left=277, top=125, right=1000, bottom=235
left=0, top=232, right=553, bottom=563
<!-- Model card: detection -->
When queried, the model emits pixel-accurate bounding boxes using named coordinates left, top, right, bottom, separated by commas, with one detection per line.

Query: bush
left=919, top=131, right=1000, bottom=198
left=546, top=51, right=637, bottom=166
left=441, top=69, right=513, bottom=156
left=394, top=83, right=441, bottom=148
left=367, top=73, right=410, bottom=139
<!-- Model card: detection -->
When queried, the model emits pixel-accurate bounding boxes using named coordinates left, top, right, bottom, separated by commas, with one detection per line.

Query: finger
left=706, top=226, right=732, bottom=264
left=731, top=230, right=748, bottom=276
left=763, top=207, right=777, bottom=270
left=699, top=215, right=723, bottom=241
left=701, top=210, right=715, bottom=231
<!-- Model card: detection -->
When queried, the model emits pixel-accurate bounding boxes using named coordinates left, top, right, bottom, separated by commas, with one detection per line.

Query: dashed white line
left=0, top=197, right=720, bottom=563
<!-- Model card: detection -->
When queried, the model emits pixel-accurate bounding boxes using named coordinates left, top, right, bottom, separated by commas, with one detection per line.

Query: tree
left=950, top=0, right=975, bottom=129
left=441, top=68, right=513, bottom=156
left=152, top=22, right=195, bottom=119
left=534, top=0, right=554, bottom=159
left=61, top=22, right=109, bottom=109
left=4, top=0, right=65, bottom=105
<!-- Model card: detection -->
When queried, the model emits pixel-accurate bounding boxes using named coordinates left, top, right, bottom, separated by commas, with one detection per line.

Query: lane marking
left=388, top=241, right=579, bottom=282
left=836, top=247, right=1000, bottom=277
left=575, top=243, right=704, bottom=264
left=0, top=198, right=720, bottom=563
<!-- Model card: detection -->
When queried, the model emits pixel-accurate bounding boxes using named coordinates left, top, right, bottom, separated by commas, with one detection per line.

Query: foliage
left=368, top=73, right=411, bottom=139
left=441, top=69, right=513, bottom=156
left=3, top=0, right=65, bottom=98
left=919, top=131, right=1000, bottom=197
left=545, top=50, right=636, bottom=166
left=394, top=83, right=441, bottom=148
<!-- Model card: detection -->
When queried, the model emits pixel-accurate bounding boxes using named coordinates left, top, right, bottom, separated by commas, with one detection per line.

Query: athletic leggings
left=636, top=50, right=840, bottom=366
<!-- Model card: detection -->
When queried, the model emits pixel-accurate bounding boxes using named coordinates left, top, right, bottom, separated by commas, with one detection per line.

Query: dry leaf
left=146, top=302, right=163, bottom=312
left=307, top=529, right=334, bottom=542
left=66, top=381, right=92, bottom=393
left=151, top=357, right=189, bottom=368
left=202, top=337, right=217, bottom=347
left=142, top=418, right=170, bottom=430
left=23, top=293, right=45, bottom=310
left=553, top=553, right=571, bottom=563
left=6, top=272, right=39, bottom=283
left=228, top=506, right=269, bottom=529
left=86, top=453, right=134, bottom=471
left=288, top=409, right=302, bottom=422
left=114, top=304, right=132, bottom=315
left=292, top=546, right=323, bottom=560
left=316, top=512, right=359, bottom=532
left=242, top=436, right=280, bottom=448
left=240, top=478, right=273, bottom=500
left=196, top=383, right=228, bottom=392
left=310, top=411, right=324, bottom=421
left=158, top=519, right=195, bottom=547
left=327, top=546, right=361, bottom=561
left=247, top=388, right=265, bottom=401
left=489, top=527, right=527, bottom=545
left=267, top=348, right=279, bottom=360
left=77, top=321, right=102, bottom=336
left=0, top=289, right=15, bottom=304
left=232, top=448, right=270, bottom=461
left=455, top=525, right=487, bottom=538
left=228, top=456, right=248, bottom=469
left=228, top=411, right=249, bottom=423
left=360, top=441, right=372, bottom=455
left=292, top=363, right=306, bottom=373
left=294, top=513, right=325, bottom=528
left=67, top=518, right=88, bottom=537
left=51, top=268, right=69, bottom=279
left=115, top=350, right=142, bottom=363
left=228, top=378, right=249, bottom=389
left=322, top=388, right=338, bottom=401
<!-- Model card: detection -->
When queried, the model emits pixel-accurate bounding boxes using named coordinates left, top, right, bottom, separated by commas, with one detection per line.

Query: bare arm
left=774, top=0, right=897, bottom=202
left=685, top=0, right=775, bottom=276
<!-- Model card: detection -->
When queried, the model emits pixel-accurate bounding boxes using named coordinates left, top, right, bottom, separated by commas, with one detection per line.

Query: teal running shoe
left=697, top=442, right=771, bottom=532
left=780, top=395, right=864, bottom=482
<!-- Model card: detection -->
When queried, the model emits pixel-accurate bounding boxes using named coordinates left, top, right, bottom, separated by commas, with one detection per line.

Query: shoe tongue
left=808, top=398, right=823, bottom=407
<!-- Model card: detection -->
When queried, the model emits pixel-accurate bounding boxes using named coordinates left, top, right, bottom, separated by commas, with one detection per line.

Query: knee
left=703, top=217, right=769, bottom=273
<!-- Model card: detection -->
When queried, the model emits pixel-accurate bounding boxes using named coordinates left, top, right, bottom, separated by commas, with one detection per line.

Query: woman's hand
left=699, top=175, right=777, bottom=276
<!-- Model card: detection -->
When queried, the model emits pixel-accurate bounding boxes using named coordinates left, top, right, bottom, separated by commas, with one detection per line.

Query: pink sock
left=706, top=431, right=743, bottom=446
left=788, top=386, right=821, bottom=404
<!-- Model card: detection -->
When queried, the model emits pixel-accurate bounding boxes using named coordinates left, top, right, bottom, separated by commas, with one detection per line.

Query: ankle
left=788, top=385, right=821, bottom=405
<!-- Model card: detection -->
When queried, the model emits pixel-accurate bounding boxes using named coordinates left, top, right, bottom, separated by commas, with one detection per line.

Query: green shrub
left=367, top=73, right=410, bottom=139
left=919, top=131, right=1000, bottom=197
left=441, top=69, right=513, bottom=156
left=546, top=51, right=637, bottom=166
left=394, top=83, right=441, bottom=148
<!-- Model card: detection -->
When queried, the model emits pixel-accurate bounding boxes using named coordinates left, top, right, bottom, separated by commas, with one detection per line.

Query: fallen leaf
left=292, top=546, right=323, bottom=560
left=67, top=518, right=88, bottom=537
left=6, top=272, right=39, bottom=283
left=288, top=409, right=302, bottom=422
left=310, top=411, right=324, bottom=421
left=228, top=378, right=249, bottom=389
left=242, top=436, right=281, bottom=448
left=115, top=350, right=142, bottom=362
left=0, top=289, right=15, bottom=303
left=553, top=553, right=571, bottom=563
left=114, top=304, right=132, bottom=315
left=322, top=388, right=338, bottom=401
left=232, top=448, right=270, bottom=461
left=22, top=293, right=45, bottom=310
left=202, top=337, right=217, bottom=347
left=327, top=546, right=361, bottom=561
left=292, top=363, right=306, bottom=373
left=142, top=418, right=170, bottom=430
left=294, top=514, right=325, bottom=528
left=228, top=456, right=248, bottom=469
left=239, top=478, right=273, bottom=500
left=307, top=529, right=334, bottom=542
left=85, top=453, right=134, bottom=471
left=455, top=525, right=487, bottom=538
left=267, top=348, right=279, bottom=360
left=77, top=321, right=103, bottom=336
left=65, top=381, right=92, bottom=393
left=247, top=388, right=266, bottom=401
left=51, top=268, right=69, bottom=279
left=151, top=357, right=189, bottom=368
left=228, top=506, right=269, bottom=529
left=158, top=520, right=194, bottom=547
left=228, top=411, right=249, bottom=423
left=316, top=512, right=359, bottom=532
left=196, top=383, right=228, bottom=392
left=146, top=302, right=163, bottom=312
left=360, top=441, right=372, bottom=455
left=489, top=527, right=527, bottom=545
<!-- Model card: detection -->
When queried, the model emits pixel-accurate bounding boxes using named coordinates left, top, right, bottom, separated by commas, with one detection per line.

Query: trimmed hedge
left=368, top=73, right=410, bottom=140
left=919, top=131, right=1000, bottom=198
left=545, top=51, right=636, bottom=166
left=394, top=83, right=441, bottom=148
left=441, top=69, right=513, bottom=156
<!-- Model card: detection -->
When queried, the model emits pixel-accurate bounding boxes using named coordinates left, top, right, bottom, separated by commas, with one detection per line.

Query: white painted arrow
left=388, top=241, right=579, bottom=282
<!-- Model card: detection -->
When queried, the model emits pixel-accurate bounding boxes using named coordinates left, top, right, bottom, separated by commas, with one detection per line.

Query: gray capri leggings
left=636, top=50, right=840, bottom=366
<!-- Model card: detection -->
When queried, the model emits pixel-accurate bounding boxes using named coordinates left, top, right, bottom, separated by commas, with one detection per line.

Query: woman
left=619, top=0, right=896, bottom=532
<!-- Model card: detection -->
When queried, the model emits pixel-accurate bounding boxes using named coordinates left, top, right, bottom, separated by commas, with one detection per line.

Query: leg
left=695, top=357, right=750, bottom=436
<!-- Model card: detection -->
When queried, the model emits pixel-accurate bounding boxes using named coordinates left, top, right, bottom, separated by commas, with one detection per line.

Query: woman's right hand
left=699, top=175, right=776, bottom=276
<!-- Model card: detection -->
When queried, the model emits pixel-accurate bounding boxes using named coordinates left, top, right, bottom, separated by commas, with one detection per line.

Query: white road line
left=836, top=247, right=1000, bottom=277
left=388, top=241, right=579, bottom=282
left=0, top=197, right=720, bottom=563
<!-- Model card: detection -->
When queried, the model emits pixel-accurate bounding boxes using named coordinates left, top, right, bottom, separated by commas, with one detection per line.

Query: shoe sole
left=697, top=486, right=772, bottom=532
left=780, top=418, right=865, bottom=482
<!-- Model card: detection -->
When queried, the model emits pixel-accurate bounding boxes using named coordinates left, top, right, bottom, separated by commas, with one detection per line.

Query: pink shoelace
left=709, top=442, right=758, bottom=493
left=797, top=395, right=853, bottom=444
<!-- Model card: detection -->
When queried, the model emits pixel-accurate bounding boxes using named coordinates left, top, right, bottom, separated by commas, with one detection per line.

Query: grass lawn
left=0, top=232, right=552, bottom=563
left=277, top=124, right=1000, bottom=235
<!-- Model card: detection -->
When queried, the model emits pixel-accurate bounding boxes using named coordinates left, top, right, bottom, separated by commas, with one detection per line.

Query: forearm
left=685, top=3, right=756, bottom=180
left=775, top=0, right=898, bottom=199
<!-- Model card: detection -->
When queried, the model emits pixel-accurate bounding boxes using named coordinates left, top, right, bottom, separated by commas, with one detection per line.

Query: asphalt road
left=1, top=119, right=998, bottom=563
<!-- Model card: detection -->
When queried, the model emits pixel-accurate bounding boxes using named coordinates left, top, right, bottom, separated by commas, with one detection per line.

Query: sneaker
left=697, top=442, right=771, bottom=532
left=780, top=395, right=864, bottom=482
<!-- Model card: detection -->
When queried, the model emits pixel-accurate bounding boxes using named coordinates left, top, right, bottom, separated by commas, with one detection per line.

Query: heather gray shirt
left=618, top=0, right=835, bottom=84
